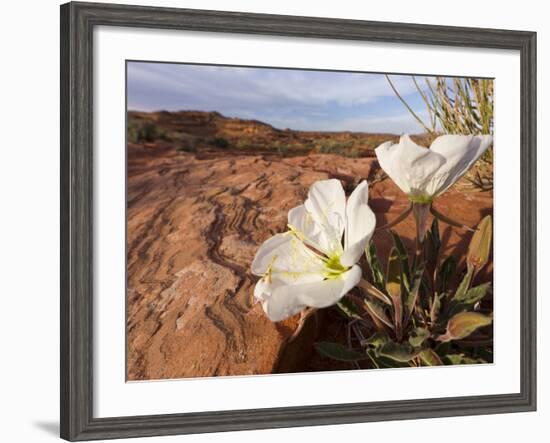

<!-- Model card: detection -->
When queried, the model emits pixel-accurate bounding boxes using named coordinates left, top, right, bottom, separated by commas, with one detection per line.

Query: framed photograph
left=60, top=1, right=537, bottom=440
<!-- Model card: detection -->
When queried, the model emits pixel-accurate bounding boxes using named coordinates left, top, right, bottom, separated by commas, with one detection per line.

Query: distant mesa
left=127, top=110, right=427, bottom=158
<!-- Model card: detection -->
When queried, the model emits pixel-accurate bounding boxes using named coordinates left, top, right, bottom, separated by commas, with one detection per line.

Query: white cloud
left=127, top=62, right=435, bottom=133
left=128, top=62, right=425, bottom=109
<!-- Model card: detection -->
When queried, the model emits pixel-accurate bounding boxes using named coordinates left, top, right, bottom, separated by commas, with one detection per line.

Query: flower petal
left=304, top=179, right=346, bottom=255
left=261, top=295, right=307, bottom=322
left=427, top=134, right=493, bottom=196
left=251, top=233, right=324, bottom=284
left=262, top=265, right=362, bottom=321
left=288, top=204, right=330, bottom=254
left=294, top=265, right=362, bottom=309
left=254, top=278, right=272, bottom=301
left=254, top=275, right=289, bottom=303
left=341, top=181, right=376, bottom=267
left=375, top=135, right=445, bottom=196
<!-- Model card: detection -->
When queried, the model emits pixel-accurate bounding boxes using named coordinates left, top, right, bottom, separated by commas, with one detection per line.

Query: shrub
left=315, top=216, right=493, bottom=368
left=344, top=148, right=361, bottom=158
left=316, top=140, right=354, bottom=156
left=211, top=136, right=230, bottom=148
left=235, top=139, right=255, bottom=150
left=127, top=120, right=168, bottom=143
left=128, top=124, right=139, bottom=144
left=277, top=145, right=289, bottom=156
left=271, top=140, right=290, bottom=156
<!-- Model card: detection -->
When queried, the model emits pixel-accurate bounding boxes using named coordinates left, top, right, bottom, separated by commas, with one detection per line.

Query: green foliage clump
left=316, top=139, right=354, bottom=155
left=175, top=135, right=204, bottom=153
left=344, top=148, right=362, bottom=158
left=386, top=75, right=493, bottom=138
left=315, top=215, right=494, bottom=369
left=211, top=136, right=230, bottom=148
left=128, top=120, right=168, bottom=143
left=271, top=140, right=290, bottom=156
left=314, top=140, right=364, bottom=158
left=235, top=139, right=255, bottom=150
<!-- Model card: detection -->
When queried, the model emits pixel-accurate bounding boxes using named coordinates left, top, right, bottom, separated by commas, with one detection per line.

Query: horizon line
left=127, top=108, right=426, bottom=136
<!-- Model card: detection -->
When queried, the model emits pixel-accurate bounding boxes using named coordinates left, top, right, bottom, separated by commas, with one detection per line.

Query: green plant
left=127, top=120, right=168, bottom=143
left=315, top=214, right=493, bottom=368
left=211, top=136, right=230, bottom=148
left=128, top=124, right=140, bottom=144
left=386, top=75, right=493, bottom=138
left=235, top=139, right=255, bottom=150
left=316, top=139, right=354, bottom=156
left=271, top=140, right=291, bottom=156
left=343, top=148, right=361, bottom=158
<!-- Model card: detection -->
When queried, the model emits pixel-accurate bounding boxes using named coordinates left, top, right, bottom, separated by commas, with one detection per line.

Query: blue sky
left=127, top=61, right=436, bottom=134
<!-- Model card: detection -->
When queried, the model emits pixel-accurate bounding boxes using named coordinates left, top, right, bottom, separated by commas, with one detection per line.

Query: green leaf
left=367, top=350, right=410, bottom=369
left=409, top=327, right=430, bottom=348
left=445, top=354, right=463, bottom=365
left=389, top=230, right=411, bottom=290
left=449, top=282, right=492, bottom=316
left=438, top=312, right=493, bottom=342
left=439, top=255, right=456, bottom=293
left=314, top=342, right=370, bottom=362
left=357, top=279, right=392, bottom=305
left=386, top=247, right=403, bottom=340
left=377, top=340, right=422, bottom=363
left=419, top=349, right=443, bottom=366
left=366, top=241, right=385, bottom=291
left=405, top=265, right=424, bottom=324
left=385, top=247, right=402, bottom=299
left=454, top=267, right=474, bottom=300
left=362, top=332, right=389, bottom=348
left=364, top=298, right=394, bottom=330
left=430, top=294, right=441, bottom=324
left=457, top=282, right=492, bottom=304
left=467, top=215, right=492, bottom=273
left=444, top=354, right=486, bottom=365
left=337, top=297, right=362, bottom=320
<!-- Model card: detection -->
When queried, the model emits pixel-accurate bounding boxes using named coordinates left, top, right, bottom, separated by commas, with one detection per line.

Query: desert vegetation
left=253, top=133, right=493, bottom=369
left=127, top=110, right=400, bottom=158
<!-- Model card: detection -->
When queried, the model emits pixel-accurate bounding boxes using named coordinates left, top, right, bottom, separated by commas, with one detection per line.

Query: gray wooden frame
left=60, top=1, right=537, bottom=441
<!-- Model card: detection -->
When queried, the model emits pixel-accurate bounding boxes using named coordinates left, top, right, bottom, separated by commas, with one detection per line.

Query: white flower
left=375, top=134, right=493, bottom=202
left=251, top=179, right=376, bottom=322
